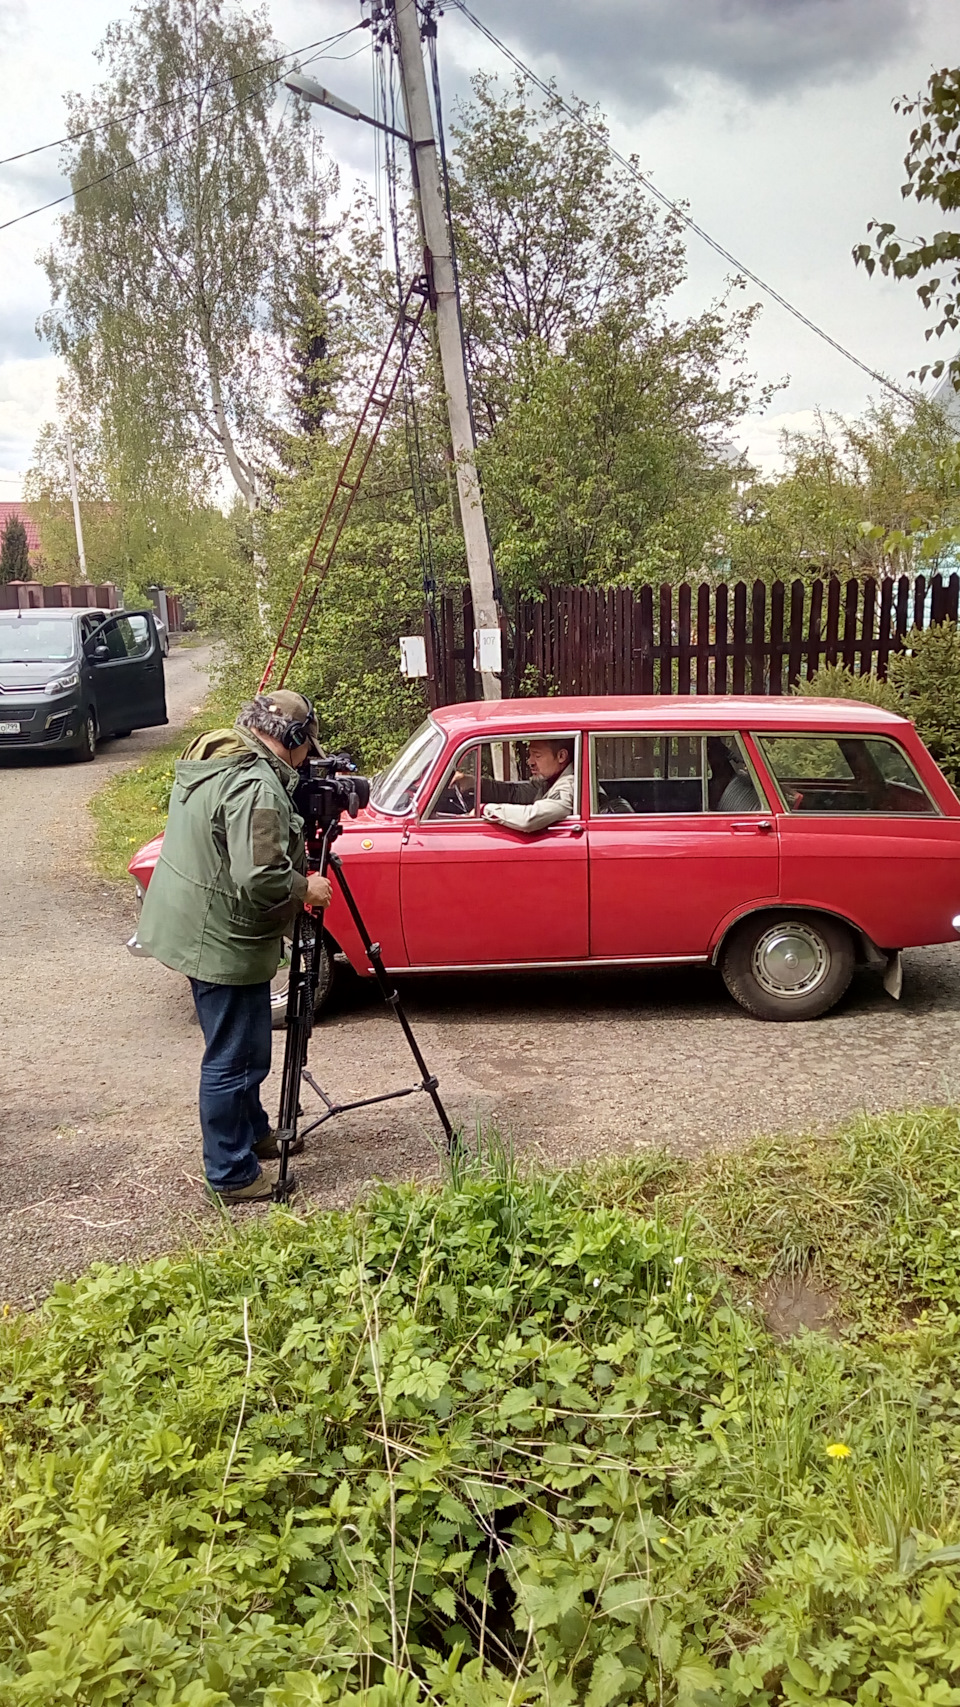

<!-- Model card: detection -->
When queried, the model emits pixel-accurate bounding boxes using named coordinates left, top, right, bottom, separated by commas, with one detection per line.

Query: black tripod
left=273, top=820, right=453, bottom=1201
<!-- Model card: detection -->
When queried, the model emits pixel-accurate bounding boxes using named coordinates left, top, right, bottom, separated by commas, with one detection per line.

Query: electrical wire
left=0, top=29, right=370, bottom=237
left=448, top=0, right=914, bottom=406
left=0, top=25, right=365, bottom=170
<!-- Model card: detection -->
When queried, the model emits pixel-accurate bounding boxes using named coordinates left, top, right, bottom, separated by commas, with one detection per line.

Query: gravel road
left=4, top=661, right=960, bottom=1306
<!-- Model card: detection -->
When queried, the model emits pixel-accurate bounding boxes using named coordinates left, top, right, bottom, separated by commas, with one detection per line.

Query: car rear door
left=752, top=728, right=960, bottom=948
left=87, top=612, right=167, bottom=736
left=400, top=733, right=588, bottom=966
left=587, top=729, right=780, bottom=960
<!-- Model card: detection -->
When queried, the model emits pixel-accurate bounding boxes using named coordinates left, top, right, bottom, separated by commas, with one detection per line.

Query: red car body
left=128, top=695, right=960, bottom=1020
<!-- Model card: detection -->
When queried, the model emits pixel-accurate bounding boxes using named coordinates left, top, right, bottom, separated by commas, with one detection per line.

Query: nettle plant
left=4, top=1136, right=960, bottom=1705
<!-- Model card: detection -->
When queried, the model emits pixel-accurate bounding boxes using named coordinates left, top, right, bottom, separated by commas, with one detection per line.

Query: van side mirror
left=89, top=642, right=110, bottom=662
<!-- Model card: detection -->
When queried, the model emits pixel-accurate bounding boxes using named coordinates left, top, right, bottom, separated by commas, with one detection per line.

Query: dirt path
left=4, top=671, right=960, bottom=1306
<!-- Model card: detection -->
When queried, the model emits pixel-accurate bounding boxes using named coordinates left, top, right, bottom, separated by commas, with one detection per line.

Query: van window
left=592, top=733, right=762, bottom=814
left=756, top=734, right=936, bottom=815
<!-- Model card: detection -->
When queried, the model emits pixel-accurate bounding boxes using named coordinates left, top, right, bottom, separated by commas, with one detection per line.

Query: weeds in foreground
left=4, top=1114, right=960, bottom=1703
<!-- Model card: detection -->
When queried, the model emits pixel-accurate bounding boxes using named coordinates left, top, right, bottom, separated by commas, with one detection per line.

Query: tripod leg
left=273, top=826, right=339, bottom=1200
left=328, top=851, right=455, bottom=1150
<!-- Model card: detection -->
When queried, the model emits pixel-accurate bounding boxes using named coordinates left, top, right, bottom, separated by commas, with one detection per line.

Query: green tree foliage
left=0, top=512, right=30, bottom=584
left=728, top=400, right=960, bottom=581
left=39, top=0, right=321, bottom=508
left=450, top=76, right=688, bottom=431
left=481, top=306, right=759, bottom=593
left=24, top=418, right=240, bottom=615
left=855, top=67, right=960, bottom=392
left=889, top=623, right=960, bottom=787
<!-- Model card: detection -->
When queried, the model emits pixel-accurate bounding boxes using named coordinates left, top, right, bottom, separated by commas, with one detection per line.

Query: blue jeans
left=189, top=979, right=272, bottom=1191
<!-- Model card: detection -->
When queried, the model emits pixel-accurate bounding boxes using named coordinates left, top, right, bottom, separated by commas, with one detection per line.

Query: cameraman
left=137, top=692, right=332, bottom=1204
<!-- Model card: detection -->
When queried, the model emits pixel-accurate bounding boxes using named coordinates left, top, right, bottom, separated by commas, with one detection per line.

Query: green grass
left=5, top=1112, right=960, bottom=1704
left=88, top=704, right=224, bottom=880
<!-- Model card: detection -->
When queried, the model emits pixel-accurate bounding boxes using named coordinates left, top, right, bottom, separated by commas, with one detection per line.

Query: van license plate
left=0, top=721, right=21, bottom=734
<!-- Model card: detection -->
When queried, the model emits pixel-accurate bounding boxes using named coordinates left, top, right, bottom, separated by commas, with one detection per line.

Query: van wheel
left=270, top=931, right=335, bottom=1028
left=721, top=913, right=855, bottom=1021
left=73, top=710, right=97, bottom=763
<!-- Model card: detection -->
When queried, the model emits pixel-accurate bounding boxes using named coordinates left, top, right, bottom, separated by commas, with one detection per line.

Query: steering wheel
left=437, top=783, right=470, bottom=815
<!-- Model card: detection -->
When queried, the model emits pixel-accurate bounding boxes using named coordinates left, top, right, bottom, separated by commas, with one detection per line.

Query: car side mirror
left=88, top=642, right=110, bottom=662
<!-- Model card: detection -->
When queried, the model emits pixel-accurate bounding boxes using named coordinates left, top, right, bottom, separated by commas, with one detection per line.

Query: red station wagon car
left=128, top=695, right=960, bottom=1022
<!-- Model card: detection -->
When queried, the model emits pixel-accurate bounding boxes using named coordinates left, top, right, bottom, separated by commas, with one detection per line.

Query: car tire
left=270, top=930, right=335, bottom=1029
left=72, top=710, right=97, bottom=763
left=720, top=912, right=855, bottom=1021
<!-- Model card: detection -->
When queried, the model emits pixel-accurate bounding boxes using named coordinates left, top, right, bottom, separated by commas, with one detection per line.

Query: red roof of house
left=0, top=503, right=41, bottom=555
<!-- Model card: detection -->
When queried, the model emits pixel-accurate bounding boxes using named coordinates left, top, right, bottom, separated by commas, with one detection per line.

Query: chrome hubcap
left=752, top=922, right=828, bottom=998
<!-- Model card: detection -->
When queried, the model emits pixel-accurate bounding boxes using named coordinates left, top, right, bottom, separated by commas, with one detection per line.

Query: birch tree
left=40, top=0, right=319, bottom=508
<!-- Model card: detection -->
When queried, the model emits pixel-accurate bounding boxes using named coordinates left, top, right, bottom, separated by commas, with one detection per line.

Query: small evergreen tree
left=0, top=512, right=30, bottom=583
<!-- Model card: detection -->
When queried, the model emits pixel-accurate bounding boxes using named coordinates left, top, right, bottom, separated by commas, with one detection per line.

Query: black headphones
left=274, top=694, right=315, bottom=751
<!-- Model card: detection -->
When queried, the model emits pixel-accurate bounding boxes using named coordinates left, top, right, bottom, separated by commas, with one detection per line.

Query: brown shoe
left=254, top=1128, right=304, bottom=1161
left=211, top=1167, right=276, bottom=1205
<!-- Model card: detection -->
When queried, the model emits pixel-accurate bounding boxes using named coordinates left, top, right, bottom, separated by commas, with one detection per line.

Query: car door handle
left=731, top=820, right=773, bottom=835
left=551, top=822, right=585, bottom=837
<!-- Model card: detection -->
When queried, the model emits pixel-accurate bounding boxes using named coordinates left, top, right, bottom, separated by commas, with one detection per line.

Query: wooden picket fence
left=423, top=574, right=960, bottom=705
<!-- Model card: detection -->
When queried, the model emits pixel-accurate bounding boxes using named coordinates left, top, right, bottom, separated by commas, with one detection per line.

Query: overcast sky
left=0, top=0, right=955, bottom=498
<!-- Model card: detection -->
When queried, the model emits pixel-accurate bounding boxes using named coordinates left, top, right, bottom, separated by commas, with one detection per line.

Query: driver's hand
left=305, top=872, right=333, bottom=909
left=451, top=769, right=469, bottom=787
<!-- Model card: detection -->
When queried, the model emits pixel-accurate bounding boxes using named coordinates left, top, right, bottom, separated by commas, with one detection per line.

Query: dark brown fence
left=424, top=574, right=960, bottom=705
left=0, top=580, right=120, bottom=611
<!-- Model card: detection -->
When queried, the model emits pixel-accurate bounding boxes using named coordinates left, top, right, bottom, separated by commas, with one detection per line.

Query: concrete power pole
left=390, top=0, right=502, bottom=700
left=64, top=431, right=88, bottom=583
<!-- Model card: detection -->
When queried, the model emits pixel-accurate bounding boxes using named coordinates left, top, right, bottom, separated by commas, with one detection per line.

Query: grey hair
left=236, top=696, right=296, bottom=743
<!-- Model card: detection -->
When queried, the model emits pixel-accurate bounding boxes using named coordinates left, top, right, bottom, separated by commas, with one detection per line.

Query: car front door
left=87, top=612, right=167, bottom=736
left=400, top=733, right=588, bottom=966
left=587, top=730, right=780, bottom=960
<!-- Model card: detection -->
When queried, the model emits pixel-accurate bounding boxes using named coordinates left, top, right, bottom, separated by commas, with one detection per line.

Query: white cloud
left=0, top=357, right=61, bottom=495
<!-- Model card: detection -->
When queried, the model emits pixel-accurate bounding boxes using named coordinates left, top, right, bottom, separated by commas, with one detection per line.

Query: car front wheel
left=720, top=912, right=855, bottom=1021
left=72, top=710, right=97, bottom=763
left=271, top=929, right=335, bottom=1028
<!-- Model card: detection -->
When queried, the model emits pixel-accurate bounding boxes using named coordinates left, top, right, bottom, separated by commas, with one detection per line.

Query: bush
left=888, top=623, right=960, bottom=787
left=792, top=661, right=902, bottom=713
left=6, top=1119, right=960, bottom=1703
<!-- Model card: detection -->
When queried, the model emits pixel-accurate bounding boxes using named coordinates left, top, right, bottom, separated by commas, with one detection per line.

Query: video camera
left=295, top=752, right=371, bottom=840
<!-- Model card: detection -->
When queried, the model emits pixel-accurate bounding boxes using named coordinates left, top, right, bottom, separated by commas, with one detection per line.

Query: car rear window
left=756, top=734, right=936, bottom=815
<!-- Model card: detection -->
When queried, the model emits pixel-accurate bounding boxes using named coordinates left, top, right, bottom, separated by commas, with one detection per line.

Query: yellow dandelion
left=826, top=1442, right=851, bottom=1458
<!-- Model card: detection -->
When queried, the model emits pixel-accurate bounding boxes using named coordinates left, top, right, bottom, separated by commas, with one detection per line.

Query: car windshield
left=370, top=718, right=445, bottom=814
left=0, top=616, right=77, bottom=663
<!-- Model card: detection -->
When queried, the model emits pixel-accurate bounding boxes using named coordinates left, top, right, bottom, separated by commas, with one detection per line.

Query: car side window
left=756, top=734, right=937, bottom=815
left=592, top=733, right=762, bottom=815
left=124, top=614, right=153, bottom=658
left=427, top=736, right=578, bottom=821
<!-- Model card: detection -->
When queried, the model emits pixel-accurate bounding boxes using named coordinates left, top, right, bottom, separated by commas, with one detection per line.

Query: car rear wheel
left=72, top=710, right=97, bottom=763
left=270, top=929, right=335, bottom=1028
left=720, top=912, right=855, bottom=1021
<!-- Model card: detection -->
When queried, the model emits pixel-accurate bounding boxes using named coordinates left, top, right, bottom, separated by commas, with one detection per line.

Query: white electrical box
left=399, top=635, right=428, bottom=678
left=473, top=627, right=502, bottom=673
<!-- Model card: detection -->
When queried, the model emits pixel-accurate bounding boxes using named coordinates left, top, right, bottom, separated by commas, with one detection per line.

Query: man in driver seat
left=479, top=738, right=576, bottom=832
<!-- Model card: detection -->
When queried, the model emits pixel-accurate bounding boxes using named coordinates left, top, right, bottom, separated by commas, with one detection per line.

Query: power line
left=0, top=28, right=369, bottom=237
left=449, top=0, right=915, bottom=407
left=0, top=24, right=364, bottom=171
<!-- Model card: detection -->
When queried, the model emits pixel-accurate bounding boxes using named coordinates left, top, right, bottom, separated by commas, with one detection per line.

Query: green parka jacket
left=137, top=727, right=308, bottom=986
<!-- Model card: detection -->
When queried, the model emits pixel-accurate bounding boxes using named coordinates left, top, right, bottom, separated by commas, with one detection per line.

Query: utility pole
left=389, top=0, right=502, bottom=699
left=64, top=430, right=88, bottom=582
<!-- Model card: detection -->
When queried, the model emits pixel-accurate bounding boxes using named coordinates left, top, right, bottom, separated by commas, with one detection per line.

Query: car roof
left=429, top=694, right=911, bottom=735
left=0, top=606, right=109, bottom=620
